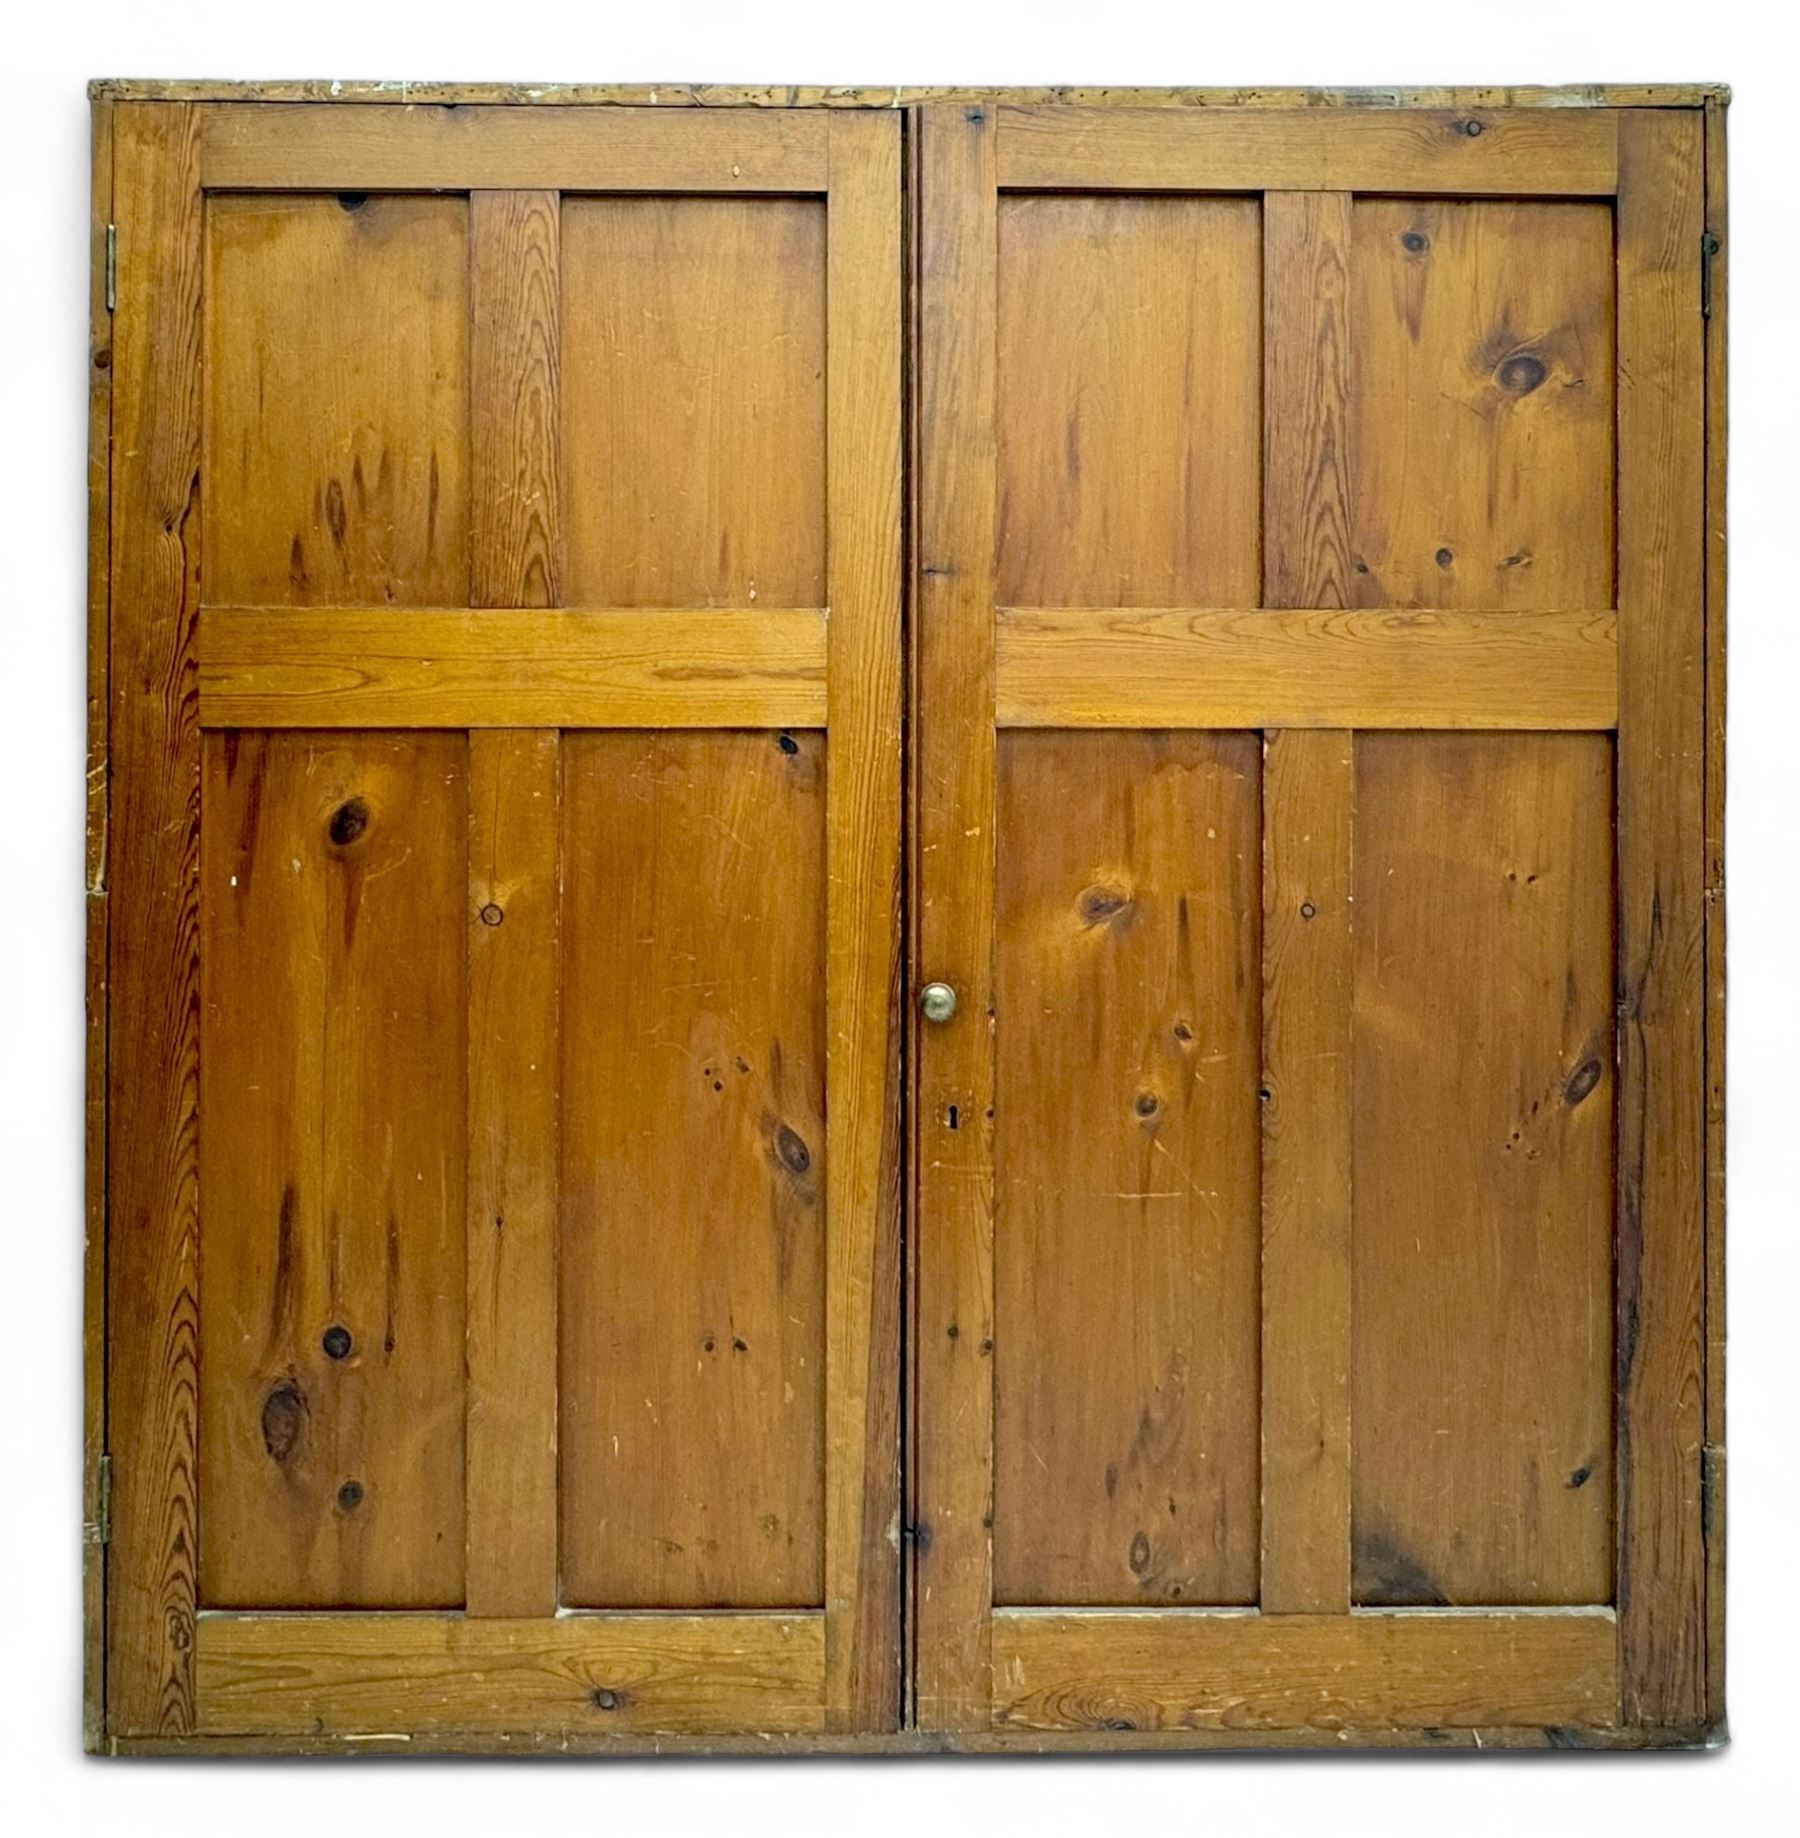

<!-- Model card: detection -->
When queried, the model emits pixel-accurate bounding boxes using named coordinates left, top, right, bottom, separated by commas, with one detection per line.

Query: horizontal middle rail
left=199, top=607, right=829, bottom=728
left=995, top=606, right=1619, bottom=729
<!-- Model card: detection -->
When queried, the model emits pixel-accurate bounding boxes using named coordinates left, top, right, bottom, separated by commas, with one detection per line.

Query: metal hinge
left=104, top=225, right=116, bottom=314
left=1701, top=230, right=1720, bottom=320
left=1701, top=1443, right=1724, bottom=1543
left=85, top=1453, right=112, bottom=1547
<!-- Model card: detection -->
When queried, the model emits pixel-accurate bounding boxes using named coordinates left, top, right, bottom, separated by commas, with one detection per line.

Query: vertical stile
left=1701, top=93, right=1729, bottom=1734
left=465, top=730, right=561, bottom=1615
left=1259, top=191, right=1355, bottom=1615
left=823, top=112, right=906, bottom=1731
left=1262, top=192, right=1355, bottom=613
left=106, top=102, right=203, bottom=1739
left=471, top=191, right=562, bottom=610
left=913, top=102, right=998, bottom=1732
left=466, top=190, right=563, bottom=1617
left=1615, top=109, right=1708, bottom=1728
left=85, top=92, right=116, bottom=1752
left=1259, top=730, right=1354, bottom=1612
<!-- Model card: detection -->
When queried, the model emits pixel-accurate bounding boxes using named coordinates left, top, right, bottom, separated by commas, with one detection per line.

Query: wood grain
left=822, top=111, right=904, bottom=1730
left=203, top=194, right=469, bottom=608
left=559, top=733, right=827, bottom=1609
left=994, top=733, right=1263, bottom=1607
left=994, top=607, right=1616, bottom=729
left=996, top=107, right=1620, bottom=194
left=1351, top=734, right=1615, bottom=1607
left=199, top=732, right=469, bottom=1608
left=84, top=91, right=115, bottom=1752
left=106, top=101, right=202, bottom=1738
left=912, top=102, right=998, bottom=1731
left=1263, top=193, right=1353, bottom=610
left=992, top=1609, right=1619, bottom=1732
left=996, top=195, right=1260, bottom=608
left=196, top=1612, right=826, bottom=1736
left=471, top=191, right=560, bottom=609
left=562, top=198, right=826, bottom=609
left=1349, top=200, right=1615, bottom=612
left=1258, top=192, right=1356, bottom=1618
left=198, top=103, right=831, bottom=191
left=1260, top=731, right=1352, bottom=1614
left=466, top=731, right=560, bottom=1616
left=1702, top=92, right=1729, bottom=1734
left=199, top=607, right=828, bottom=729
left=1616, top=108, right=1707, bottom=1727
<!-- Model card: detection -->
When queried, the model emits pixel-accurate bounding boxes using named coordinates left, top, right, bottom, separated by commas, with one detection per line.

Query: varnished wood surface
left=994, top=733, right=1263, bottom=1608
left=1259, top=732, right=1353, bottom=1614
left=204, top=194, right=470, bottom=608
left=1349, top=200, right=1615, bottom=612
left=196, top=1612, right=827, bottom=1736
left=1263, top=193, right=1353, bottom=611
left=198, top=607, right=828, bottom=728
left=1257, top=206, right=1354, bottom=1618
left=996, top=195, right=1261, bottom=608
left=83, top=94, right=115, bottom=1753
left=465, top=731, right=560, bottom=1617
left=113, top=1720, right=1719, bottom=1757
left=996, top=107, right=1621, bottom=193
left=1616, top=108, right=1708, bottom=1727
left=911, top=102, right=999, bottom=1732
left=470, top=191, right=560, bottom=610
left=821, top=111, right=905, bottom=1730
left=559, top=733, right=828, bottom=1610
left=992, top=1610, right=1619, bottom=1732
left=106, top=101, right=202, bottom=1737
left=561, top=198, right=827, bottom=608
left=93, top=87, right=1726, bottom=1752
left=994, top=607, right=1617, bottom=729
left=1702, top=93, right=1729, bottom=1732
left=1351, top=735, right=1616, bottom=1607
left=198, top=103, right=831, bottom=191
left=199, top=733, right=469, bottom=1608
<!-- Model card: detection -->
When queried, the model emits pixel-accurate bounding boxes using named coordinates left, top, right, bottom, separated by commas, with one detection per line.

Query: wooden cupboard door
left=105, top=104, right=901, bottom=1742
left=914, top=104, right=1708, bottom=1738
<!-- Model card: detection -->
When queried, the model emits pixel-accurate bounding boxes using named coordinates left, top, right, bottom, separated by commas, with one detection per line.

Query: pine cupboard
left=85, top=81, right=1727, bottom=1755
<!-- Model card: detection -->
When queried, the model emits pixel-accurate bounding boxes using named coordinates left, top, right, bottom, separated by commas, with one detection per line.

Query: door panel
left=199, top=730, right=469, bottom=1609
left=205, top=194, right=472, bottom=607
left=1347, top=199, right=1616, bottom=610
left=561, top=198, right=827, bottom=607
left=994, top=730, right=1262, bottom=1608
left=996, top=195, right=1262, bottom=606
left=1350, top=731, right=1616, bottom=1607
left=105, top=102, right=901, bottom=1741
left=560, top=730, right=828, bottom=1609
left=913, top=101, right=1708, bottom=1740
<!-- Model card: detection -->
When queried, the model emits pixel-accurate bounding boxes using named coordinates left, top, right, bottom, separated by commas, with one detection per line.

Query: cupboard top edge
left=87, top=79, right=1730, bottom=110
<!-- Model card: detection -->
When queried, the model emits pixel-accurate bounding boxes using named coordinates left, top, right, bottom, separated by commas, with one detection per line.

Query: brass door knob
left=919, top=981, right=958, bottom=1024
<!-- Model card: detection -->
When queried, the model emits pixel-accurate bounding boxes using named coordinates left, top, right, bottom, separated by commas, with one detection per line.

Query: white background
left=3, top=4, right=1794, bottom=1832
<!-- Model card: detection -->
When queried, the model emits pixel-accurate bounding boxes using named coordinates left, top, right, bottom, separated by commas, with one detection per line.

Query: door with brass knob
left=910, top=97, right=1717, bottom=1746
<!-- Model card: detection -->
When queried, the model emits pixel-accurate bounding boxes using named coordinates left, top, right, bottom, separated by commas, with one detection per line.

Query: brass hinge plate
left=105, top=224, right=116, bottom=314
left=1701, top=230, right=1720, bottom=320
